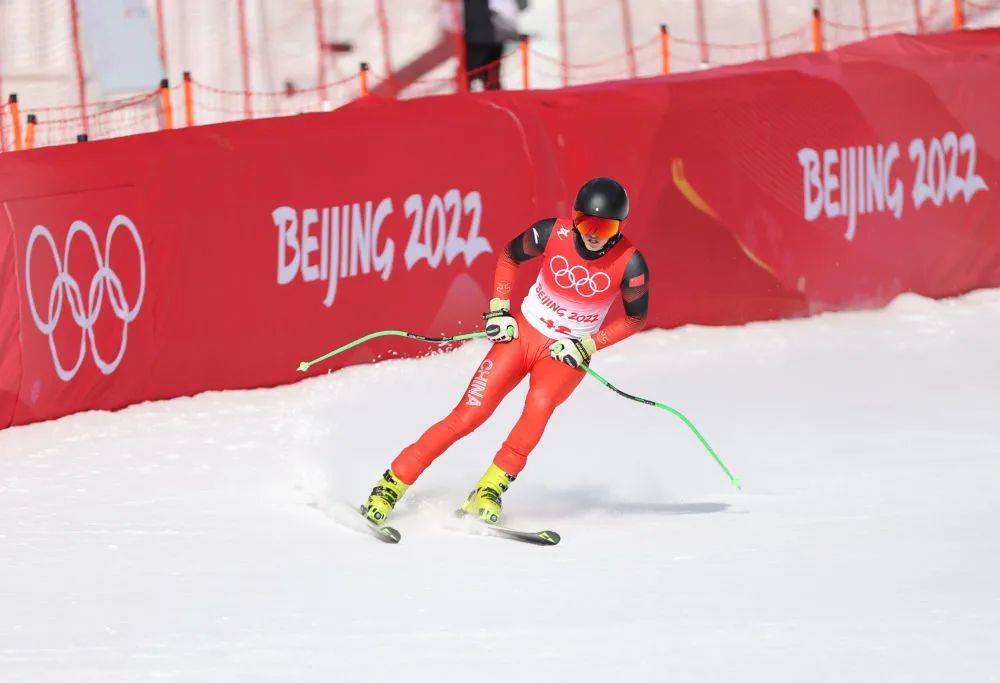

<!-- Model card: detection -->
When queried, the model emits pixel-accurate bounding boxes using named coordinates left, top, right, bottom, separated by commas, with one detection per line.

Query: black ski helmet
left=574, top=177, right=629, bottom=221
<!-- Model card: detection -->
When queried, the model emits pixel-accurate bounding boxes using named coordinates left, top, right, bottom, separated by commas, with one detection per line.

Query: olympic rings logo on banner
left=25, top=216, right=146, bottom=382
left=549, top=255, right=611, bottom=298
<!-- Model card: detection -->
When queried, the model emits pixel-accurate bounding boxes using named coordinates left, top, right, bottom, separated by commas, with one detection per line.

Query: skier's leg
left=363, top=340, right=527, bottom=525
left=388, top=338, right=528, bottom=485
left=463, top=354, right=585, bottom=523
left=493, top=357, right=586, bottom=476
left=364, top=340, right=527, bottom=525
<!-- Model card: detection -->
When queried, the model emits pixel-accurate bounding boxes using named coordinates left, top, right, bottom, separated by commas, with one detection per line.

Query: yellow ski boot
left=462, top=463, right=516, bottom=525
left=363, top=469, right=409, bottom=526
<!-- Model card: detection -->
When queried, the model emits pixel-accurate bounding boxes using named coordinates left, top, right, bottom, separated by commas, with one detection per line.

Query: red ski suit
left=391, top=217, right=649, bottom=484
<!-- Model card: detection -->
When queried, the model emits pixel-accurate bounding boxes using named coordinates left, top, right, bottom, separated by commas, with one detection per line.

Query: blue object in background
left=78, top=0, right=163, bottom=94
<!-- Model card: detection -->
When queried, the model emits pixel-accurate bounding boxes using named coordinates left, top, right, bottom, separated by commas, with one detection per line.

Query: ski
left=348, top=506, right=558, bottom=546
left=484, top=524, right=561, bottom=546
left=455, top=510, right=560, bottom=546
left=358, top=504, right=401, bottom=544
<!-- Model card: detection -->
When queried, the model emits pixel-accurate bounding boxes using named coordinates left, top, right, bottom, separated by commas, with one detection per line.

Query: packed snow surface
left=2, top=289, right=999, bottom=682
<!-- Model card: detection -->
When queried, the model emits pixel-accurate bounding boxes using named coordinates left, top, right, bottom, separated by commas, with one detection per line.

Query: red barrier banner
left=2, top=29, right=999, bottom=429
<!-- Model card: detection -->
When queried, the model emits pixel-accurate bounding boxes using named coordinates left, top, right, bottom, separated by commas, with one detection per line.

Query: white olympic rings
left=549, top=254, right=611, bottom=298
left=25, top=216, right=146, bottom=381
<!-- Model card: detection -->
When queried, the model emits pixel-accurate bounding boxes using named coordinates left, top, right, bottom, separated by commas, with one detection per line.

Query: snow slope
left=1, top=289, right=999, bottom=682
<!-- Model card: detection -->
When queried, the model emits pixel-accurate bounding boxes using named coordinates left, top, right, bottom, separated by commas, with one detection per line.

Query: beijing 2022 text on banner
left=1, top=29, right=998, bottom=428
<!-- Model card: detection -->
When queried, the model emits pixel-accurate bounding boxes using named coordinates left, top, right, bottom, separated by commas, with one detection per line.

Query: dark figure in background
left=463, top=0, right=526, bottom=91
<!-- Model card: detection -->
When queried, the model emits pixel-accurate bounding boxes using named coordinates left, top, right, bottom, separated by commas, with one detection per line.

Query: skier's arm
left=593, top=250, right=649, bottom=350
left=492, top=218, right=556, bottom=300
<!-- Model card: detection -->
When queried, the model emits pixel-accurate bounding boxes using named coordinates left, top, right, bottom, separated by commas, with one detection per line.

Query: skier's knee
left=524, top=390, right=557, bottom=417
left=448, top=408, right=488, bottom=437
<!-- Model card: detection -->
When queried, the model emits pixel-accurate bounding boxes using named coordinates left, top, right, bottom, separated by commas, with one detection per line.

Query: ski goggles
left=573, top=211, right=621, bottom=240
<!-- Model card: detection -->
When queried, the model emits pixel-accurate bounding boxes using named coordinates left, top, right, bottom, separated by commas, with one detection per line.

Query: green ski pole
left=296, top=330, right=488, bottom=373
left=577, top=363, right=741, bottom=490
left=298, top=329, right=740, bottom=489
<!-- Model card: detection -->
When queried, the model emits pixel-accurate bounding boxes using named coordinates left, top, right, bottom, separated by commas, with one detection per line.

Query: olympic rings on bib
left=549, top=255, right=612, bottom=298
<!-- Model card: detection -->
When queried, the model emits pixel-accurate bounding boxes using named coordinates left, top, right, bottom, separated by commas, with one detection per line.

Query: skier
left=363, top=177, right=650, bottom=526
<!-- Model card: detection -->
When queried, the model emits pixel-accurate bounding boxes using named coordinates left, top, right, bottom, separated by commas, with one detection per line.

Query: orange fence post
left=25, top=114, right=36, bottom=149
left=9, top=94, right=22, bottom=151
left=952, top=0, right=964, bottom=30
left=183, top=71, right=194, bottom=127
left=359, top=62, right=370, bottom=96
left=812, top=8, right=824, bottom=52
left=520, top=35, right=530, bottom=89
left=159, top=78, right=173, bottom=130
left=660, top=25, right=670, bottom=75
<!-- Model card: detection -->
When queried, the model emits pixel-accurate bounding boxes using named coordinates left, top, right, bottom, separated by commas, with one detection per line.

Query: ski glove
left=484, top=298, right=518, bottom=343
left=549, top=336, right=597, bottom=368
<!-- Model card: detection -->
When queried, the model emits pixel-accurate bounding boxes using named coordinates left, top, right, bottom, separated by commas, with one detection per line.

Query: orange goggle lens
left=573, top=211, right=621, bottom=240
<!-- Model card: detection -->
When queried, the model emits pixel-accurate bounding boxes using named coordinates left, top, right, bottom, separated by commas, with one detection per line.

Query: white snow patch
left=2, top=288, right=999, bottom=681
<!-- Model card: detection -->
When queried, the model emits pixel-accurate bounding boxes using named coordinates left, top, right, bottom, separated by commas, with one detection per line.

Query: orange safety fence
left=369, top=49, right=522, bottom=99
left=2, top=0, right=999, bottom=153
left=669, top=25, right=810, bottom=63
left=2, top=90, right=161, bottom=149
left=527, top=2, right=950, bottom=81
left=528, top=35, right=676, bottom=88
left=186, top=73, right=361, bottom=124
left=384, top=71, right=455, bottom=101
left=532, top=35, right=661, bottom=71
left=825, top=0, right=949, bottom=35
